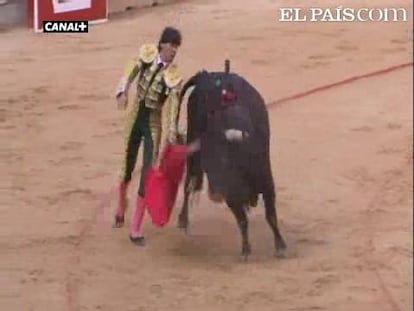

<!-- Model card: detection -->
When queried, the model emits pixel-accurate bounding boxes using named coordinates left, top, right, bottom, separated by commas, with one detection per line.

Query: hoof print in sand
left=336, top=41, right=359, bottom=52
left=232, top=35, right=262, bottom=42
left=58, top=104, right=84, bottom=111
left=32, top=86, right=48, bottom=94
left=78, top=94, right=108, bottom=101
left=300, top=61, right=331, bottom=69
left=377, top=147, right=402, bottom=155
left=251, top=59, right=270, bottom=66
left=350, top=126, right=373, bottom=132
left=386, top=122, right=402, bottom=130
left=308, top=54, right=338, bottom=60
left=60, top=141, right=85, bottom=151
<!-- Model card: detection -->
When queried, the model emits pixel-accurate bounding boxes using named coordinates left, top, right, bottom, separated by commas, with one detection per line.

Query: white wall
left=108, top=0, right=160, bottom=14
left=0, top=0, right=169, bottom=26
left=0, top=0, right=26, bottom=25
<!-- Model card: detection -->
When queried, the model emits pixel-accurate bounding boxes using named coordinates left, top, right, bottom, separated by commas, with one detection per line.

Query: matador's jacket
left=115, top=43, right=183, bottom=197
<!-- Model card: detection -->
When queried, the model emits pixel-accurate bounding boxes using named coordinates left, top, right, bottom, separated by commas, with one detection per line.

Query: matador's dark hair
left=158, top=26, right=182, bottom=50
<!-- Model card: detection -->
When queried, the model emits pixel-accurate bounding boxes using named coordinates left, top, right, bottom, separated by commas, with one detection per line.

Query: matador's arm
left=163, top=64, right=183, bottom=143
left=115, top=58, right=141, bottom=99
left=115, top=43, right=158, bottom=99
left=165, top=85, right=182, bottom=143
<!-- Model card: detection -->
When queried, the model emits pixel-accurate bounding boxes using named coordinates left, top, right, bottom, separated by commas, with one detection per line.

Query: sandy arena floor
left=1, top=0, right=413, bottom=310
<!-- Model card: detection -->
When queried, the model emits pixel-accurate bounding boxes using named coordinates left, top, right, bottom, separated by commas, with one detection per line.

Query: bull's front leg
left=227, top=201, right=251, bottom=261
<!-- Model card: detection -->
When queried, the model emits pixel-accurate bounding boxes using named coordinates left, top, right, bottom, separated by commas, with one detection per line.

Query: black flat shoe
left=112, top=215, right=125, bottom=228
left=129, top=235, right=146, bottom=246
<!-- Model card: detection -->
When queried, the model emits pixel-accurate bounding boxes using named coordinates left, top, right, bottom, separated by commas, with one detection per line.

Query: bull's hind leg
left=227, top=202, right=251, bottom=261
left=178, top=146, right=203, bottom=232
left=263, top=191, right=287, bottom=258
left=178, top=170, right=203, bottom=233
left=178, top=169, right=192, bottom=233
left=178, top=192, right=190, bottom=233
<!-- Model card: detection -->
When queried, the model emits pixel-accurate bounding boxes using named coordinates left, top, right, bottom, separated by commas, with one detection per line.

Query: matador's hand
left=167, top=131, right=177, bottom=144
left=116, top=92, right=128, bottom=110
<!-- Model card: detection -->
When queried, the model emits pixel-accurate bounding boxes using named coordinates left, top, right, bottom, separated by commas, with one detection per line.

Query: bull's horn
left=224, top=129, right=244, bottom=141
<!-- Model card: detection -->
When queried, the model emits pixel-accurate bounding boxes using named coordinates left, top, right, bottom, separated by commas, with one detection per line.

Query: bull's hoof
left=241, top=243, right=251, bottom=262
left=275, top=248, right=286, bottom=258
left=177, top=215, right=189, bottom=234
left=275, top=242, right=287, bottom=258
left=241, top=254, right=249, bottom=262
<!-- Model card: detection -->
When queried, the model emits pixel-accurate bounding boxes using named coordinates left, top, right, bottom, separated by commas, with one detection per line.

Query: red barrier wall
left=27, top=0, right=107, bottom=32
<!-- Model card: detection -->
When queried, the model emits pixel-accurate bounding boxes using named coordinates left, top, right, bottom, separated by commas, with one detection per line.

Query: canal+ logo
left=43, top=21, right=88, bottom=33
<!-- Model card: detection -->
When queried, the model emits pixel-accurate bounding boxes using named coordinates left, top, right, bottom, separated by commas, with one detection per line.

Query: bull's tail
left=177, top=73, right=200, bottom=125
left=177, top=71, right=208, bottom=135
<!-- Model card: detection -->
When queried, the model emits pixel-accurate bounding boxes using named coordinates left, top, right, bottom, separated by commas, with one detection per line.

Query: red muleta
left=144, top=143, right=189, bottom=227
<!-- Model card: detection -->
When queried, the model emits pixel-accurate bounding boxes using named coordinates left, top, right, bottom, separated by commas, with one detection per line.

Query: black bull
left=176, top=66, right=286, bottom=259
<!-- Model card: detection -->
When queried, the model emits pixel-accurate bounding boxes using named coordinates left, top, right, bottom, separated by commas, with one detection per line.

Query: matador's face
left=159, top=42, right=179, bottom=64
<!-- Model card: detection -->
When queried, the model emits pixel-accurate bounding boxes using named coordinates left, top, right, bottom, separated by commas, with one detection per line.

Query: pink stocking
left=129, top=196, right=146, bottom=238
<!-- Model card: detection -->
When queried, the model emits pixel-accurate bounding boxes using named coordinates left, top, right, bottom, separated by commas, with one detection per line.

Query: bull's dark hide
left=176, top=66, right=286, bottom=259
left=181, top=70, right=272, bottom=203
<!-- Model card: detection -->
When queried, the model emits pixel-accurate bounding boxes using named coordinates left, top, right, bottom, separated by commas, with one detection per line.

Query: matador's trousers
left=120, top=99, right=162, bottom=197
